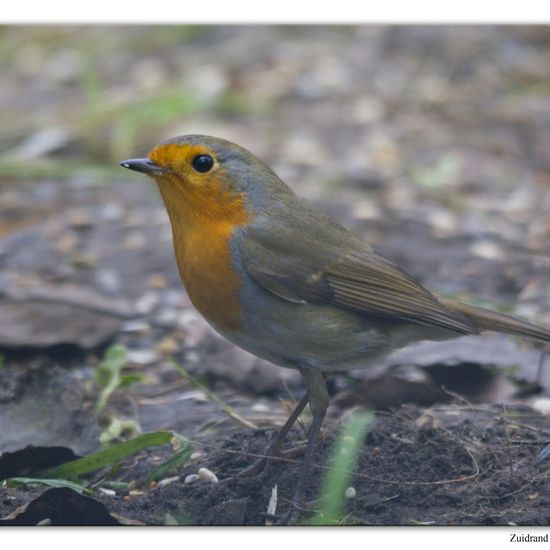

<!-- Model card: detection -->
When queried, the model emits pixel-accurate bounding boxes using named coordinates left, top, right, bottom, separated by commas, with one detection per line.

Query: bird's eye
left=192, top=154, right=214, bottom=173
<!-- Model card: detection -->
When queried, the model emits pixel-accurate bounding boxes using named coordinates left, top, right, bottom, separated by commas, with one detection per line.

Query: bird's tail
left=440, top=298, right=550, bottom=344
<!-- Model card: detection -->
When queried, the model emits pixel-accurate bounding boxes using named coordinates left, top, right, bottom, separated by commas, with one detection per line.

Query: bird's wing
left=237, top=218, right=478, bottom=335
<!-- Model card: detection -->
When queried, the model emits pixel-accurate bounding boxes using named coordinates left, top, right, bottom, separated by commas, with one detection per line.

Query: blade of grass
left=95, top=344, right=129, bottom=413
left=142, top=434, right=193, bottom=485
left=172, top=361, right=257, bottom=430
left=310, top=412, right=372, bottom=525
left=40, top=431, right=174, bottom=480
left=3, top=477, right=90, bottom=494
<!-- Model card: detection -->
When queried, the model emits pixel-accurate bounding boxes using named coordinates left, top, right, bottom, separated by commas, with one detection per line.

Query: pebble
left=198, top=467, right=219, bottom=483
left=184, top=474, right=200, bottom=485
left=95, top=268, right=121, bottom=294
left=123, top=231, right=146, bottom=250
left=148, top=274, right=168, bottom=289
left=67, top=208, right=93, bottom=229
left=100, top=202, right=124, bottom=221
left=531, top=398, right=550, bottom=416
left=127, top=349, right=158, bottom=365
left=121, top=319, right=152, bottom=334
left=345, top=487, right=356, bottom=499
left=156, top=336, right=180, bottom=356
left=470, top=240, right=504, bottom=261
left=155, top=308, right=179, bottom=327
left=157, top=476, right=180, bottom=488
left=136, top=291, right=159, bottom=314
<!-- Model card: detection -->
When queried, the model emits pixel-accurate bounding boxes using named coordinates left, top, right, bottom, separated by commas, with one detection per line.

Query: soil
left=3, top=403, right=550, bottom=525
left=94, top=404, right=550, bottom=526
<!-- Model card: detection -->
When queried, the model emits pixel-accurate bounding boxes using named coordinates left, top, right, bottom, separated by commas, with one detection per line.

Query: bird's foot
left=222, top=443, right=307, bottom=483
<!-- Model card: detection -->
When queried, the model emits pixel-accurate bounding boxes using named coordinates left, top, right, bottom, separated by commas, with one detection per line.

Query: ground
left=0, top=26, right=550, bottom=526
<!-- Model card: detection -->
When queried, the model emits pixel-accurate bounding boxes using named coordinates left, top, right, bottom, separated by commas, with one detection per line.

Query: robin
left=121, top=135, right=550, bottom=522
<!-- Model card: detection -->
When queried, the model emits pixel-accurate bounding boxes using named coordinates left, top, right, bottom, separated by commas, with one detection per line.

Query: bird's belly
left=219, top=286, right=393, bottom=372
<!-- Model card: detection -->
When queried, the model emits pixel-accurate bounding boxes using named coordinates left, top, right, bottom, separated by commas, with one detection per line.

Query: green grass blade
left=142, top=434, right=193, bottom=485
left=3, top=477, right=89, bottom=494
left=95, top=344, right=129, bottom=413
left=310, top=412, right=372, bottom=525
left=40, top=431, right=174, bottom=480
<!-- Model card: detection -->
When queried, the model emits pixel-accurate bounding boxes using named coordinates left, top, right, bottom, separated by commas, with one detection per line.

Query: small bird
left=121, top=135, right=550, bottom=521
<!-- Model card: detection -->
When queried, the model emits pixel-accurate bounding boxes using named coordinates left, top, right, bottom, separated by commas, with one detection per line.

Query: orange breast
left=173, top=219, right=244, bottom=330
left=155, top=172, right=252, bottom=331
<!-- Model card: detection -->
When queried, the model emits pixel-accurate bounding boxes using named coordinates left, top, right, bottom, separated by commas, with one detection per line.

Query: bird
left=120, top=134, right=550, bottom=522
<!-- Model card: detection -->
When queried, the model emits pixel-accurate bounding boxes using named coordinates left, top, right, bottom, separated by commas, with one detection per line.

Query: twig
left=499, top=418, right=550, bottom=438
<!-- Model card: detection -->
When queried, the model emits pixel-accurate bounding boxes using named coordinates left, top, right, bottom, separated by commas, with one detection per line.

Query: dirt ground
left=3, top=403, right=550, bottom=525
left=1, top=26, right=550, bottom=526
left=92, top=405, right=550, bottom=526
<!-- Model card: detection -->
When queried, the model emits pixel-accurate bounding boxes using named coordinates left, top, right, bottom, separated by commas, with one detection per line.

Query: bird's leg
left=231, top=392, right=309, bottom=479
left=277, top=368, right=329, bottom=525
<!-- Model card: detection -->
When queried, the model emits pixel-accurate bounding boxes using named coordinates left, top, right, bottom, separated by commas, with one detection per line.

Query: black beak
left=119, top=158, right=164, bottom=176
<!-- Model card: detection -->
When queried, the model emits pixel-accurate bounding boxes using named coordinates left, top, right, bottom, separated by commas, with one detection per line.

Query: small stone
left=121, top=319, right=152, bottom=334
left=156, top=336, right=179, bottom=356
left=100, top=202, right=124, bottom=221
left=148, top=274, right=168, bottom=289
left=427, top=209, right=457, bottom=237
left=55, top=231, right=78, bottom=253
left=198, top=467, right=219, bottom=483
left=95, top=269, right=121, bottom=294
left=184, top=351, right=201, bottom=365
left=135, top=291, right=159, bottom=314
left=184, top=474, right=200, bottom=485
left=123, top=231, right=146, bottom=250
left=157, top=476, right=179, bottom=488
left=67, top=208, right=93, bottom=229
left=470, top=240, right=503, bottom=260
left=531, top=398, right=550, bottom=416
left=251, top=401, right=271, bottom=413
left=351, top=200, right=381, bottom=221
left=155, top=308, right=179, bottom=327
left=345, top=487, right=356, bottom=499
left=127, top=349, right=158, bottom=365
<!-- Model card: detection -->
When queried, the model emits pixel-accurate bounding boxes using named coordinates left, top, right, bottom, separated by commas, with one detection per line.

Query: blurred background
left=1, top=25, right=550, bottom=453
